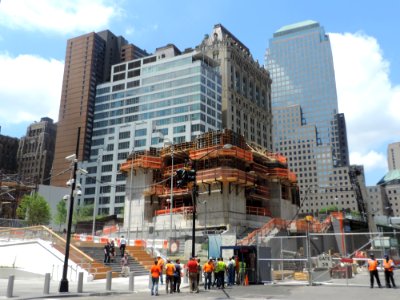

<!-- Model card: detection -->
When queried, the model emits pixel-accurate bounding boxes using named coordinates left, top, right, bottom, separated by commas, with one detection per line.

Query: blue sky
left=0, top=0, right=399, bottom=186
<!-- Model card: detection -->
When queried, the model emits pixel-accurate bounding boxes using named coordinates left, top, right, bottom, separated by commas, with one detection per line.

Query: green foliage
left=319, top=205, right=339, bottom=214
left=16, top=193, right=51, bottom=226
left=72, top=204, right=93, bottom=224
left=54, top=200, right=67, bottom=230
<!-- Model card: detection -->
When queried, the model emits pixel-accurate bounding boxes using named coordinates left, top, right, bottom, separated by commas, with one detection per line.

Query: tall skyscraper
left=81, top=45, right=222, bottom=216
left=51, top=30, right=148, bottom=187
left=17, top=117, right=57, bottom=185
left=198, top=24, right=273, bottom=150
left=387, top=142, right=400, bottom=171
left=266, top=21, right=363, bottom=215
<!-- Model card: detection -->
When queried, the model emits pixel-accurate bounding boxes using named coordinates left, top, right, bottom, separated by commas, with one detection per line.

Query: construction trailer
left=120, top=129, right=299, bottom=242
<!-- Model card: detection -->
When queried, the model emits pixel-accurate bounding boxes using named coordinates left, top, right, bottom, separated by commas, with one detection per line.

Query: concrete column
left=129, top=272, right=135, bottom=291
left=77, top=272, right=84, bottom=293
left=106, top=271, right=113, bottom=291
left=7, top=275, right=14, bottom=298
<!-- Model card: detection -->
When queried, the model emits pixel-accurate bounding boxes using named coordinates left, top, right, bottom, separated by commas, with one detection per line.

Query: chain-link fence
left=256, top=231, right=399, bottom=285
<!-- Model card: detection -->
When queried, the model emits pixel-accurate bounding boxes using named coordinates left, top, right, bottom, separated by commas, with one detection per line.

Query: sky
left=0, top=0, right=399, bottom=186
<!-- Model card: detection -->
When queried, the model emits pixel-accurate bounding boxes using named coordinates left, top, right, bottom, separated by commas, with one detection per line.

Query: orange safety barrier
left=189, top=146, right=253, bottom=162
left=134, top=240, right=146, bottom=247
left=246, top=206, right=272, bottom=217
left=155, top=206, right=194, bottom=216
left=197, top=167, right=255, bottom=185
left=100, top=237, right=109, bottom=243
left=103, top=225, right=118, bottom=235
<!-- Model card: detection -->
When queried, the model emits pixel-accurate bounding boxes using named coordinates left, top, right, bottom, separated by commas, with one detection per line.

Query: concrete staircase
left=77, top=244, right=149, bottom=277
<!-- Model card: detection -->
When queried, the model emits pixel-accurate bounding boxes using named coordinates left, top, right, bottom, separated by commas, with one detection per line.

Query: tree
left=16, top=193, right=51, bottom=226
left=54, top=199, right=67, bottom=231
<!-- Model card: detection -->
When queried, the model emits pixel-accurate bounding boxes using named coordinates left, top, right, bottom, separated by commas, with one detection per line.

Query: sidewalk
left=0, top=274, right=172, bottom=299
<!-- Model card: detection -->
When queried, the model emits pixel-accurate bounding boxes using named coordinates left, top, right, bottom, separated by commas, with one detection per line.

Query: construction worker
left=238, top=259, right=247, bottom=285
left=203, top=258, right=214, bottom=290
left=173, top=259, right=182, bottom=293
left=227, top=256, right=236, bottom=286
left=187, top=257, right=199, bottom=293
left=368, top=253, right=382, bottom=288
left=157, top=255, right=165, bottom=285
left=165, top=259, right=175, bottom=294
left=215, top=257, right=227, bottom=289
left=150, top=260, right=161, bottom=296
left=383, top=254, right=396, bottom=288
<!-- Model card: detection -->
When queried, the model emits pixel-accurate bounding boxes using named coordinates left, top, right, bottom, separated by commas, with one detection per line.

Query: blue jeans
left=151, top=277, right=159, bottom=295
left=228, top=267, right=235, bottom=285
left=204, top=272, right=212, bottom=289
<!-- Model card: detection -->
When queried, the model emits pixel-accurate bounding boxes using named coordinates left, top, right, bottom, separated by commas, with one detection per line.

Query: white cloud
left=330, top=32, right=400, bottom=183
left=0, top=52, right=63, bottom=126
left=0, top=0, right=119, bottom=35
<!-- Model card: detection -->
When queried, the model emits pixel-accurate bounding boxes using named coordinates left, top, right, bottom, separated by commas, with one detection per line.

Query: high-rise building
left=51, top=30, right=148, bottom=187
left=266, top=21, right=364, bottom=215
left=17, top=117, right=57, bottom=185
left=80, top=45, right=222, bottom=216
left=197, top=24, right=273, bottom=150
left=387, top=142, right=400, bottom=171
left=0, top=134, right=19, bottom=174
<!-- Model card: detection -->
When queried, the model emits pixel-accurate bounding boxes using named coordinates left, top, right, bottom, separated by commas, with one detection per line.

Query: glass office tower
left=80, top=45, right=222, bottom=216
left=266, top=21, right=354, bottom=214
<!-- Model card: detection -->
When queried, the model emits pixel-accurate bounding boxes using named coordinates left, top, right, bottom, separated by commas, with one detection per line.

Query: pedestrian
left=165, top=259, right=175, bottom=294
left=173, top=259, right=182, bottom=293
left=119, top=236, right=127, bottom=257
left=367, top=253, right=382, bottom=288
left=383, top=254, right=396, bottom=288
left=215, top=257, right=227, bottom=289
left=235, top=256, right=240, bottom=284
left=110, top=240, right=116, bottom=262
left=238, top=259, right=246, bottom=285
left=196, top=258, right=201, bottom=287
left=103, top=242, right=111, bottom=264
left=203, top=258, right=214, bottom=290
left=157, top=255, right=165, bottom=285
left=120, top=253, right=130, bottom=277
left=150, top=260, right=161, bottom=296
left=187, top=257, right=199, bottom=293
left=227, top=256, right=236, bottom=286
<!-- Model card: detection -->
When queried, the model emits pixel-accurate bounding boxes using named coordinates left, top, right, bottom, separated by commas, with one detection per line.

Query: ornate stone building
left=197, top=24, right=273, bottom=150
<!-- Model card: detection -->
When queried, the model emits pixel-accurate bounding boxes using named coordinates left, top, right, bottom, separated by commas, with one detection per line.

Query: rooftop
left=274, top=20, right=319, bottom=37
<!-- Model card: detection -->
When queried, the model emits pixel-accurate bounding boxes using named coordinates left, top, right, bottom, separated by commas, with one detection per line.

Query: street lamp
left=164, top=139, right=174, bottom=248
left=127, top=148, right=135, bottom=242
left=59, top=152, right=78, bottom=293
left=190, top=143, right=232, bottom=258
left=92, top=149, right=103, bottom=237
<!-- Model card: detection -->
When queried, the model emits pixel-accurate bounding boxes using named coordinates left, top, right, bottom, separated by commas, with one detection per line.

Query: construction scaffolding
left=121, top=129, right=299, bottom=231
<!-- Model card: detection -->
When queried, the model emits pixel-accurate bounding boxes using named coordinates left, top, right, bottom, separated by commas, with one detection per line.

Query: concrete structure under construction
left=120, top=130, right=299, bottom=238
left=17, top=117, right=57, bottom=185
left=80, top=45, right=222, bottom=216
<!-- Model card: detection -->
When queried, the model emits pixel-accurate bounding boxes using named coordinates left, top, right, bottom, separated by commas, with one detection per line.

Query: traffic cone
left=244, top=274, right=249, bottom=286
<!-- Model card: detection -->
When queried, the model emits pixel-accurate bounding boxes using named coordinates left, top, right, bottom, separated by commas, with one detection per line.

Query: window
left=118, top=141, right=130, bottom=149
left=173, top=125, right=186, bottom=134
left=119, top=131, right=130, bottom=139
left=135, top=128, right=147, bottom=137
left=134, top=139, right=146, bottom=147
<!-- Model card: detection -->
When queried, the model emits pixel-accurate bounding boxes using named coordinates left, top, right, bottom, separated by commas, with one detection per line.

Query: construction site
left=119, top=129, right=299, bottom=240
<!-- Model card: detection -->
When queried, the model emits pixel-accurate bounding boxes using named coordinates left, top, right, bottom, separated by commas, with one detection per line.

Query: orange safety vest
left=368, top=259, right=378, bottom=271
left=383, top=259, right=394, bottom=272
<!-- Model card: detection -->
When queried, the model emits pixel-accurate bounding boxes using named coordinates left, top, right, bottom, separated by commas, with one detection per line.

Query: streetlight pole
left=92, top=149, right=102, bottom=237
left=127, top=150, right=134, bottom=243
left=59, top=127, right=80, bottom=293
left=190, top=144, right=232, bottom=258
left=169, top=144, right=174, bottom=244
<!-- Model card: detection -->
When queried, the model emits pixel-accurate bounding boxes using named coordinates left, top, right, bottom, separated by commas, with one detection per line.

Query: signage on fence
left=317, top=254, right=332, bottom=268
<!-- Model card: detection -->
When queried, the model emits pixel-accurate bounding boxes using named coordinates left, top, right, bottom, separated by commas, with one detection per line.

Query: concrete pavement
left=1, top=269, right=399, bottom=299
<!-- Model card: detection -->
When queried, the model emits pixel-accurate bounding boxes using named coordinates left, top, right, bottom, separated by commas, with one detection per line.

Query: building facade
left=17, top=117, right=57, bottom=185
left=52, top=30, right=148, bottom=187
left=80, top=45, right=222, bottom=216
left=197, top=24, right=273, bottom=150
left=266, top=21, right=365, bottom=216
left=388, top=142, right=400, bottom=171
left=0, top=134, right=19, bottom=174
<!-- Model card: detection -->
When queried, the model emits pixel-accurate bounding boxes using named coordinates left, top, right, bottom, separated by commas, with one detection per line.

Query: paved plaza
left=1, top=268, right=399, bottom=300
